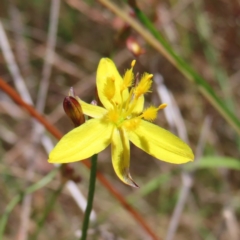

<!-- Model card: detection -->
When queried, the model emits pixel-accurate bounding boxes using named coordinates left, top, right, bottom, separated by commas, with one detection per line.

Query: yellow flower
left=48, top=58, right=194, bottom=187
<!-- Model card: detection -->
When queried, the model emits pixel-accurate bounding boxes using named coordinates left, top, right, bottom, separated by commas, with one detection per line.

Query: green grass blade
left=131, top=5, right=240, bottom=135
left=185, top=156, right=240, bottom=170
left=101, top=0, right=240, bottom=135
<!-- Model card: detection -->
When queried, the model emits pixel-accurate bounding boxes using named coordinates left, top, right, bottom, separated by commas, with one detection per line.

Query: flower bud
left=63, top=92, right=85, bottom=127
left=126, top=37, right=145, bottom=56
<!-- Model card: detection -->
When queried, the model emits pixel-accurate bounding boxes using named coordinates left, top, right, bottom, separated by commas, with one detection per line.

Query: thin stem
left=80, top=154, right=98, bottom=240
left=0, top=78, right=159, bottom=240
left=0, top=20, right=92, bottom=239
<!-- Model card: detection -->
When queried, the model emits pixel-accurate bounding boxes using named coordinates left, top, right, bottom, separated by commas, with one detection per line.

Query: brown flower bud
left=63, top=91, right=85, bottom=127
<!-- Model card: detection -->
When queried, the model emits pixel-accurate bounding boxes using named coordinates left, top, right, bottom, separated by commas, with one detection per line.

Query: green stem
left=80, top=154, right=98, bottom=240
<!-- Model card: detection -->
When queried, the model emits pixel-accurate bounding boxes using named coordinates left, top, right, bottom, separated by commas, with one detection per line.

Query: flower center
left=103, top=60, right=167, bottom=130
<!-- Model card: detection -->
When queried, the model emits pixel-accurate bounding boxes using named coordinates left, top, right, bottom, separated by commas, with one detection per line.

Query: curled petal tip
left=124, top=171, right=139, bottom=188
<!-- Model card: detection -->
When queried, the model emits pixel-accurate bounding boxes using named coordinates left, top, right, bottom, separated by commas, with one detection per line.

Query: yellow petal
left=96, top=58, right=129, bottom=109
left=48, top=119, right=113, bottom=163
left=78, top=99, right=107, bottom=118
left=128, top=120, right=194, bottom=164
left=111, top=127, right=138, bottom=187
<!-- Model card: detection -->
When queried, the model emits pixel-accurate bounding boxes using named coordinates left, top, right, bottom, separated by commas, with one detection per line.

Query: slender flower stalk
left=62, top=89, right=97, bottom=240
left=0, top=77, right=162, bottom=239
left=49, top=58, right=194, bottom=187
left=80, top=154, right=98, bottom=240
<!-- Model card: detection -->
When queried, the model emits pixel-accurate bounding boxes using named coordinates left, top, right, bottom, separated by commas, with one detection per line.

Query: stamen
left=131, top=60, right=136, bottom=68
left=141, top=106, right=158, bottom=121
left=159, top=103, right=167, bottom=110
left=121, top=60, right=136, bottom=91
left=122, top=88, right=140, bottom=119
left=134, top=73, right=153, bottom=99
left=123, top=88, right=134, bottom=110
left=139, top=103, right=167, bottom=122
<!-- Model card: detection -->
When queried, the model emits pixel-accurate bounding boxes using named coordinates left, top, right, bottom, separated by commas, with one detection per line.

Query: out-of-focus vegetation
left=0, top=0, right=240, bottom=239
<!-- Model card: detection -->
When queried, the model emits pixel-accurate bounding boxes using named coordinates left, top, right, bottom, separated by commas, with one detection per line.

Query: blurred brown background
left=0, top=0, right=240, bottom=240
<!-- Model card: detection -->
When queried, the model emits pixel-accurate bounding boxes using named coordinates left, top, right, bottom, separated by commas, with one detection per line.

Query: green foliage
left=185, top=156, right=240, bottom=171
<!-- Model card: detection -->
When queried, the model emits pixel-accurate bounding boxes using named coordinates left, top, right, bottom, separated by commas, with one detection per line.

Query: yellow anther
left=142, top=106, right=158, bottom=121
left=140, top=103, right=167, bottom=122
left=131, top=60, right=136, bottom=68
left=122, top=62, right=135, bottom=91
left=159, top=103, right=167, bottom=110
left=134, top=73, right=153, bottom=98
left=147, top=74, right=153, bottom=80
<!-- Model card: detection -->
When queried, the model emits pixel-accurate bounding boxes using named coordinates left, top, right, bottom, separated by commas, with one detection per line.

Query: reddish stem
left=0, top=78, right=159, bottom=240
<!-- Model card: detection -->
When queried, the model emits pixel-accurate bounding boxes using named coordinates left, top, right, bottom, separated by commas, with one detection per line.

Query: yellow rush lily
left=48, top=58, right=194, bottom=187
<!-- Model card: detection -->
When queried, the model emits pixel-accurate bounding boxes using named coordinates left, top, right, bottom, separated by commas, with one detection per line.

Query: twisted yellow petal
left=111, top=128, right=138, bottom=187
